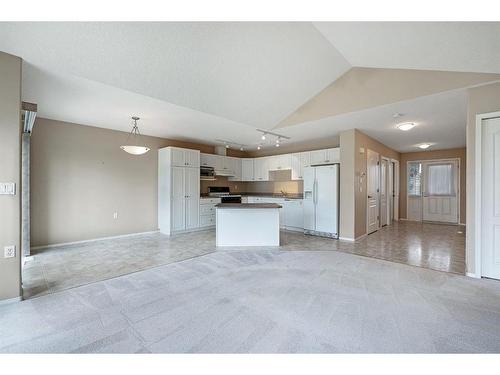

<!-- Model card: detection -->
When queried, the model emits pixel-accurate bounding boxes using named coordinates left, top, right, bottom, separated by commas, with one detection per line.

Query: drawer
left=200, top=198, right=221, bottom=205
left=200, top=214, right=216, bottom=227
left=200, top=204, right=216, bottom=215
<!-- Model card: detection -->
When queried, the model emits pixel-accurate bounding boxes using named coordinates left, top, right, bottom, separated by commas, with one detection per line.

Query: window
left=426, top=163, right=455, bottom=196
left=407, top=162, right=422, bottom=196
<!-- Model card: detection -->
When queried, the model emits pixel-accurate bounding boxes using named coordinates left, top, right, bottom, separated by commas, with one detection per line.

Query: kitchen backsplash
left=199, top=174, right=303, bottom=195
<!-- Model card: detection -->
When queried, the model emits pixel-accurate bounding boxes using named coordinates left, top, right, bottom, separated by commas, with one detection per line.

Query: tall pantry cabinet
left=159, top=147, right=200, bottom=235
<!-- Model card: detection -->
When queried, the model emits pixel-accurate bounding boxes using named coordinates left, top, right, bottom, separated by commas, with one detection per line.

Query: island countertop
left=215, top=203, right=282, bottom=209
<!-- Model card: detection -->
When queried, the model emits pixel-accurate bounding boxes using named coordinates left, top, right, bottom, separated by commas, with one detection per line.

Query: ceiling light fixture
left=257, top=145, right=261, bottom=150
left=261, top=134, right=266, bottom=141
left=418, top=143, right=431, bottom=149
left=397, top=122, right=416, bottom=131
left=120, top=117, right=150, bottom=155
left=275, top=143, right=280, bottom=148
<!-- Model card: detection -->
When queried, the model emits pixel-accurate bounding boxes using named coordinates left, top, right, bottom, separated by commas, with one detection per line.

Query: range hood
left=214, top=169, right=235, bottom=177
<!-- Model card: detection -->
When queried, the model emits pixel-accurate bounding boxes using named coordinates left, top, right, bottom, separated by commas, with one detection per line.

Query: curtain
left=426, top=163, right=455, bottom=196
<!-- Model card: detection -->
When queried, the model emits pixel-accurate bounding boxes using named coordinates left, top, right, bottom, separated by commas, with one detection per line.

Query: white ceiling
left=0, top=22, right=349, bottom=128
left=1, top=22, right=496, bottom=151
left=314, top=22, right=500, bottom=74
left=281, top=89, right=467, bottom=152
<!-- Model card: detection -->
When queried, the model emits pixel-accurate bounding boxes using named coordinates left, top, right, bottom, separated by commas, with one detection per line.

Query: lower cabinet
left=199, top=197, right=220, bottom=228
left=246, top=196, right=303, bottom=230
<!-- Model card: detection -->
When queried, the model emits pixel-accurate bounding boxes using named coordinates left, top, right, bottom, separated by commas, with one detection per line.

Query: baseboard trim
left=339, top=236, right=355, bottom=242
left=31, top=230, right=160, bottom=251
left=466, top=272, right=480, bottom=279
left=0, top=296, right=22, bottom=305
left=459, top=223, right=466, bottom=226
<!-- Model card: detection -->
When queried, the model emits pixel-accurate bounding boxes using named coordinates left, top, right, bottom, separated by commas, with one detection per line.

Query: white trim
left=339, top=236, right=355, bottom=242
left=0, top=296, right=22, bottom=305
left=31, top=230, right=160, bottom=251
left=474, top=110, right=500, bottom=279
left=466, top=272, right=481, bottom=279
left=391, top=159, right=400, bottom=221
left=459, top=223, right=466, bottom=226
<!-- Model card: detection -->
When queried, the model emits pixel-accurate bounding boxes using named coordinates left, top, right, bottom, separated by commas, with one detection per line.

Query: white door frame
left=366, top=149, right=380, bottom=234
left=380, top=156, right=390, bottom=226
left=405, top=158, right=460, bottom=223
left=474, top=111, right=500, bottom=279
left=391, top=159, right=400, bottom=221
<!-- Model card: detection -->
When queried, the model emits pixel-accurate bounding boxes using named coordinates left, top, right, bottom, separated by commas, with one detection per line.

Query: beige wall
left=466, top=82, right=500, bottom=275
left=0, top=52, right=22, bottom=301
left=277, top=67, right=500, bottom=128
left=354, top=130, right=400, bottom=238
left=339, top=129, right=356, bottom=239
left=399, top=148, right=466, bottom=222
left=30, top=118, right=243, bottom=247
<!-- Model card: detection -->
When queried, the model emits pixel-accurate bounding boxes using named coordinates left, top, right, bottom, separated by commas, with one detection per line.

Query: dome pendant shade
left=121, top=116, right=150, bottom=155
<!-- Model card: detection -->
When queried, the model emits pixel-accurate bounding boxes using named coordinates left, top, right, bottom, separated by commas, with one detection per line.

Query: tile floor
left=23, top=221, right=465, bottom=299
left=3, top=246, right=500, bottom=353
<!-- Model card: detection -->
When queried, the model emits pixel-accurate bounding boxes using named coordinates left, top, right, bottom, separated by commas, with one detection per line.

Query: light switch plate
left=4, top=245, right=15, bottom=258
left=0, top=182, right=16, bottom=195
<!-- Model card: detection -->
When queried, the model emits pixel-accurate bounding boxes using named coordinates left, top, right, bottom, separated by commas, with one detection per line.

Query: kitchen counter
left=215, top=203, right=282, bottom=209
left=215, top=203, right=280, bottom=247
left=200, top=193, right=303, bottom=199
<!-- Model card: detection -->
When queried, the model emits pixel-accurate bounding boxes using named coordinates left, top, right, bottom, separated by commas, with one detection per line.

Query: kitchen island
left=215, top=203, right=282, bottom=247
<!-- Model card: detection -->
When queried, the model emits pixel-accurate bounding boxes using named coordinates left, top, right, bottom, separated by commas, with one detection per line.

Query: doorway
left=479, top=116, right=500, bottom=280
left=406, top=159, right=460, bottom=224
left=366, top=149, right=380, bottom=234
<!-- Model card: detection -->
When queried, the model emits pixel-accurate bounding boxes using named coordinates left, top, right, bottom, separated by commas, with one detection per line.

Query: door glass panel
left=427, top=163, right=455, bottom=196
left=407, top=162, right=422, bottom=196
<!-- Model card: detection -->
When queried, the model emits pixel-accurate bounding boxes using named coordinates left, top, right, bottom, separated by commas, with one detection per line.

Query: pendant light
left=120, top=116, right=150, bottom=155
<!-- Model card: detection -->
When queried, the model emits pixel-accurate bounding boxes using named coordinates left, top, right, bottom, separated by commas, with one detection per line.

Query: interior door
left=303, top=167, right=315, bottom=231
left=366, top=149, right=380, bottom=234
left=388, top=161, right=394, bottom=222
left=380, top=159, right=388, bottom=226
left=171, top=167, right=185, bottom=231
left=422, top=160, right=458, bottom=223
left=184, top=167, right=199, bottom=229
left=481, top=117, right=500, bottom=279
left=315, top=165, right=337, bottom=234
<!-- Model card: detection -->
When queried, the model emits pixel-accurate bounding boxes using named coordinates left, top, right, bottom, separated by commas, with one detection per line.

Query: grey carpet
left=2, top=248, right=500, bottom=353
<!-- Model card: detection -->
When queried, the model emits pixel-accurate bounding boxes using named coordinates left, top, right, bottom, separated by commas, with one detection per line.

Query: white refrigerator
left=303, top=164, right=339, bottom=238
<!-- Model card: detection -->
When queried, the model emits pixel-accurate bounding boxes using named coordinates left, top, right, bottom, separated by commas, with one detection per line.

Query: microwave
left=200, top=166, right=216, bottom=180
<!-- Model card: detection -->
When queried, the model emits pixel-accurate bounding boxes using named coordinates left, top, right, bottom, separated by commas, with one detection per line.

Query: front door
left=482, top=117, right=500, bottom=279
left=422, top=160, right=458, bottom=223
left=367, top=149, right=380, bottom=234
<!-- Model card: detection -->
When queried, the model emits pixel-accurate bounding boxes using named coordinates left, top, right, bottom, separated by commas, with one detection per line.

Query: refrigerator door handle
left=313, top=179, right=318, bottom=205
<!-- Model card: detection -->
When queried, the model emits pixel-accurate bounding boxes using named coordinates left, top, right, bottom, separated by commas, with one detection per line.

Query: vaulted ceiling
left=1, top=22, right=499, bottom=152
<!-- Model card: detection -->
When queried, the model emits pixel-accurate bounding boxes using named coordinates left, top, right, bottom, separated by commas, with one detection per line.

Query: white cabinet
left=254, top=157, right=270, bottom=181
left=283, top=199, right=303, bottom=229
left=159, top=147, right=200, bottom=235
left=310, top=148, right=339, bottom=165
left=171, top=147, right=200, bottom=168
left=269, top=154, right=291, bottom=171
left=326, top=148, right=340, bottom=163
left=200, top=153, right=217, bottom=168
left=228, top=157, right=242, bottom=181
left=199, top=197, right=220, bottom=228
left=241, top=159, right=255, bottom=181
left=291, top=152, right=310, bottom=180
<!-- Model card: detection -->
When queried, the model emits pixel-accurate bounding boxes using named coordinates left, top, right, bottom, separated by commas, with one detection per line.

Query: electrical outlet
left=113, top=212, right=118, bottom=219
left=4, top=245, right=15, bottom=258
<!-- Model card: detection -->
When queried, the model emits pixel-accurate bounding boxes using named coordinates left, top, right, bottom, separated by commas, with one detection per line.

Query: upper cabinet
left=268, top=154, right=292, bottom=171
left=254, top=157, right=270, bottom=181
left=200, top=153, right=217, bottom=168
left=171, top=147, right=200, bottom=168
left=310, top=147, right=339, bottom=165
left=291, top=152, right=311, bottom=180
left=228, top=157, right=242, bottom=181
left=241, top=159, right=255, bottom=181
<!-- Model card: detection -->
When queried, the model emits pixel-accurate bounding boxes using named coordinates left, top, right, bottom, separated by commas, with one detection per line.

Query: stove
left=208, top=187, right=242, bottom=203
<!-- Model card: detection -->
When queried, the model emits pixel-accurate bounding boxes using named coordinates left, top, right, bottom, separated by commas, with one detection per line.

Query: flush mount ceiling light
left=120, top=116, right=150, bottom=155
left=418, top=143, right=431, bottom=149
left=397, top=122, right=416, bottom=131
